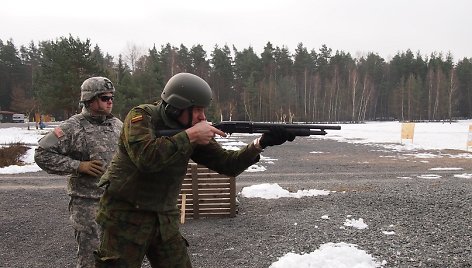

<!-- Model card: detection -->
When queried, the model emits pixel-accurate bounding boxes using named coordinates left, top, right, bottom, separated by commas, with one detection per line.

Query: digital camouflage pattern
left=69, top=198, right=101, bottom=268
left=95, top=102, right=262, bottom=267
left=34, top=108, right=122, bottom=268
left=80, top=76, right=115, bottom=102
left=35, top=109, right=122, bottom=198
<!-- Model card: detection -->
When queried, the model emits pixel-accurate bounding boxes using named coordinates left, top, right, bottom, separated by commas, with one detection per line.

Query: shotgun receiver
left=158, top=121, right=341, bottom=136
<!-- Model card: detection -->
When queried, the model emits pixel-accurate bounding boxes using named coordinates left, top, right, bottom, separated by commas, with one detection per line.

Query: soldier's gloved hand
left=78, top=160, right=105, bottom=177
left=259, top=126, right=296, bottom=149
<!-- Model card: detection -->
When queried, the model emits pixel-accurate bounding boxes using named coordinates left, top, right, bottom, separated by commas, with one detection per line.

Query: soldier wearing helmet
left=35, top=76, right=122, bottom=268
left=160, top=72, right=213, bottom=126
left=94, top=73, right=295, bottom=267
left=80, top=76, right=116, bottom=113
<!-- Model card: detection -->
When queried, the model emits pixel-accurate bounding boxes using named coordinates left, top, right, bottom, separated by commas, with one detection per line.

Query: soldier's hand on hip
left=78, top=160, right=105, bottom=177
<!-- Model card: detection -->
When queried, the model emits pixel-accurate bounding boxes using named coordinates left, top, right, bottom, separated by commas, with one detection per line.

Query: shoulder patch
left=53, top=127, right=64, bottom=138
left=131, top=115, right=144, bottom=123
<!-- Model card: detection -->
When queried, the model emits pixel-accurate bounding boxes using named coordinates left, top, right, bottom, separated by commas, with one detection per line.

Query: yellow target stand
left=401, top=122, right=415, bottom=144
left=467, top=125, right=472, bottom=151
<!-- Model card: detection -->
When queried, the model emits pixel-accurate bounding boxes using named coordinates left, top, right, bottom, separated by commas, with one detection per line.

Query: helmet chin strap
left=186, top=107, right=193, bottom=128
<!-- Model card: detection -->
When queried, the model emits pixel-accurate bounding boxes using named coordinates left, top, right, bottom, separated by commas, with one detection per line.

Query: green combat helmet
left=161, top=73, right=213, bottom=109
left=80, top=77, right=115, bottom=103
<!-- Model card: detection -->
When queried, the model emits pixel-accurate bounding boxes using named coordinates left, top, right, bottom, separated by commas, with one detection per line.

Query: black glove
left=259, top=126, right=296, bottom=149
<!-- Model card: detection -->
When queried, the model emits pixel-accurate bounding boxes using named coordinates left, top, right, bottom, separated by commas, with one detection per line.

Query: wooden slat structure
left=178, top=163, right=236, bottom=219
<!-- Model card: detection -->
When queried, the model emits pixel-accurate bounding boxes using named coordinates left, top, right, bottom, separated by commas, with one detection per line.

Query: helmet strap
left=186, top=107, right=193, bottom=128
left=164, top=102, right=183, bottom=120
left=82, top=100, right=92, bottom=108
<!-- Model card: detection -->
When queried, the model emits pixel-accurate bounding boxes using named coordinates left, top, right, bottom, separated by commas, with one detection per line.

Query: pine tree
left=210, top=45, right=234, bottom=121
left=35, top=35, right=100, bottom=119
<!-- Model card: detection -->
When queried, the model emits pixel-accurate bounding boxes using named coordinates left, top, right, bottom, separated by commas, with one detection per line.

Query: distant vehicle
left=12, top=113, right=26, bottom=123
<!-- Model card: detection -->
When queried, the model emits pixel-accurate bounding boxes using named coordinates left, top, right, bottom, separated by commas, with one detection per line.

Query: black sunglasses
left=99, top=95, right=114, bottom=102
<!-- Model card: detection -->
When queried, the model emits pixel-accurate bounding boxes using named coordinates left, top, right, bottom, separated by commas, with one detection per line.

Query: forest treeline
left=1, top=35, right=472, bottom=123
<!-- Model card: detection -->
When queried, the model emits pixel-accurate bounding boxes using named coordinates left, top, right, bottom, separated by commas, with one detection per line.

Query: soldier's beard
left=90, top=106, right=112, bottom=116
left=97, top=108, right=112, bottom=115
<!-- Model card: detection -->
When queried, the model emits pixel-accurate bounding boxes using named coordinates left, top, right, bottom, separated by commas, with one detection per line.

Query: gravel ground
left=1, top=137, right=471, bottom=267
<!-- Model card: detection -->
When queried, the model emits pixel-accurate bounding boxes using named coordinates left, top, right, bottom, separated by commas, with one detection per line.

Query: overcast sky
left=2, top=0, right=471, bottom=62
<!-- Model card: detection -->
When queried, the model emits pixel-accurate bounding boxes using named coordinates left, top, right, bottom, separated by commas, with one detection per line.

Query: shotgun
left=158, top=121, right=341, bottom=136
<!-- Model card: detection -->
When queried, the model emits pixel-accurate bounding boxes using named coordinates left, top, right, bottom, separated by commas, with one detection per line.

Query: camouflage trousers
left=69, top=197, right=100, bottom=268
left=94, top=200, right=191, bottom=268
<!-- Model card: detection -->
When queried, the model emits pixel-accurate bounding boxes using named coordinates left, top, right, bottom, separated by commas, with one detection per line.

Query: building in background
left=0, top=111, right=15, bottom=123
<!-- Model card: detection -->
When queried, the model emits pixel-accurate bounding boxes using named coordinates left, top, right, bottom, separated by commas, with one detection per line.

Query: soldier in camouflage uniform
left=34, top=77, right=123, bottom=268
left=94, top=73, right=295, bottom=268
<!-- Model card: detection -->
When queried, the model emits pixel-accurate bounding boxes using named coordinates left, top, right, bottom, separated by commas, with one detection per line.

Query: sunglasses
left=99, top=95, right=114, bottom=102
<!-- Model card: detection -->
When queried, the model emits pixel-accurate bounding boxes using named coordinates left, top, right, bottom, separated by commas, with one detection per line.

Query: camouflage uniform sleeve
left=121, top=107, right=193, bottom=172
left=191, top=139, right=261, bottom=177
left=34, top=122, right=83, bottom=175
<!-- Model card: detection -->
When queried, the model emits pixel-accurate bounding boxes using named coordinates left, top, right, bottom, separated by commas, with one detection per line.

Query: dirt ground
left=1, top=137, right=471, bottom=267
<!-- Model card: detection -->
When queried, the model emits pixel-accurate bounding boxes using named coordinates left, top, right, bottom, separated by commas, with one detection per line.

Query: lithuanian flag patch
left=131, top=114, right=143, bottom=123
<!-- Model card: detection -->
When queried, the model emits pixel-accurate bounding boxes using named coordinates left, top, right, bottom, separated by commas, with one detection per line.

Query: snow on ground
left=240, top=183, right=331, bottom=199
left=454, top=173, right=472, bottom=179
left=1, top=120, right=472, bottom=267
left=0, top=146, right=42, bottom=174
left=343, top=218, right=369, bottom=230
left=315, top=120, right=471, bottom=152
left=269, top=242, right=386, bottom=268
left=3, top=120, right=472, bottom=175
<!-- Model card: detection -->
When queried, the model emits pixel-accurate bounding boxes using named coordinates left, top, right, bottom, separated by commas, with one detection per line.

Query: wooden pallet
left=178, top=163, right=236, bottom=221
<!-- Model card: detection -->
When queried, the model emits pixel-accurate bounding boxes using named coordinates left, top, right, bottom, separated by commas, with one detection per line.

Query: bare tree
left=124, top=42, right=144, bottom=72
left=433, top=68, right=444, bottom=120
left=311, top=73, right=321, bottom=122
left=448, top=68, right=458, bottom=122
left=406, top=74, right=415, bottom=121
left=349, top=65, right=358, bottom=122
left=358, top=74, right=372, bottom=122
left=9, top=85, right=37, bottom=129
left=427, top=68, right=434, bottom=120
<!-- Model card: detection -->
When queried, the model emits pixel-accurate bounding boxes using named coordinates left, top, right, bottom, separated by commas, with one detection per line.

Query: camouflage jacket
left=97, top=102, right=261, bottom=212
left=35, top=109, right=122, bottom=199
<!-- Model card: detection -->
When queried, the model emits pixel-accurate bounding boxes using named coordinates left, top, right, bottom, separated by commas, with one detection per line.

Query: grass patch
left=0, top=143, right=30, bottom=168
